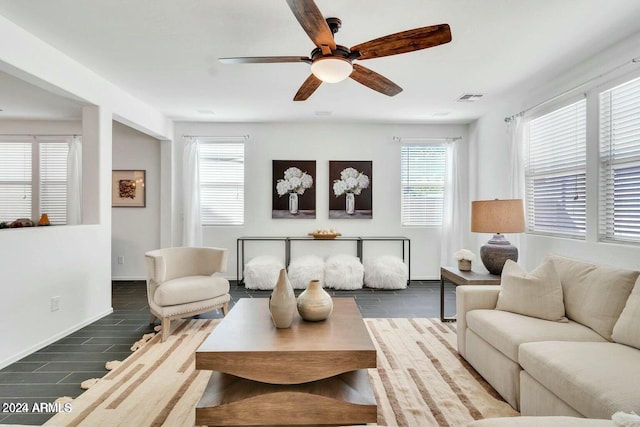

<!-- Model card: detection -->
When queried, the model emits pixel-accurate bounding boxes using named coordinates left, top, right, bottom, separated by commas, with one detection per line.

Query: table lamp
left=471, top=199, right=525, bottom=275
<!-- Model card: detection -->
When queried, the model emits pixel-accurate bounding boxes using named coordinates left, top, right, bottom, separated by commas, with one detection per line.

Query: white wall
left=472, top=30, right=640, bottom=271
left=111, top=122, right=161, bottom=280
left=0, top=119, right=113, bottom=368
left=171, top=121, right=469, bottom=280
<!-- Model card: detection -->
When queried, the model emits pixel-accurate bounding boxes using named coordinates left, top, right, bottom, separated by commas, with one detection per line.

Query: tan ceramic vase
left=297, top=280, right=333, bottom=321
left=269, top=269, right=296, bottom=328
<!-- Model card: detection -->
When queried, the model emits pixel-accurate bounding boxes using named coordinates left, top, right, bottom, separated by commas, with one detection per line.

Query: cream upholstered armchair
left=145, top=246, right=230, bottom=342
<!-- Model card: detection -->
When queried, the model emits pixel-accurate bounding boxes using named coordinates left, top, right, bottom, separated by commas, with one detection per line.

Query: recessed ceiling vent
left=457, top=94, right=484, bottom=102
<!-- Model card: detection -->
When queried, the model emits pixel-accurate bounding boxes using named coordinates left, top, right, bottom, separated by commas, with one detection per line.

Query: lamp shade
left=311, top=57, right=353, bottom=83
left=471, top=199, right=525, bottom=234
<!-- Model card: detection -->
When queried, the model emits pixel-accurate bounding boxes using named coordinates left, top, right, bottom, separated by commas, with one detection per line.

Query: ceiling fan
left=219, top=0, right=452, bottom=101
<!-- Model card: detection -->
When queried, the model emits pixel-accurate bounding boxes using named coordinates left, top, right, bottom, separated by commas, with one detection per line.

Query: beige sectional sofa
left=456, top=254, right=640, bottom=419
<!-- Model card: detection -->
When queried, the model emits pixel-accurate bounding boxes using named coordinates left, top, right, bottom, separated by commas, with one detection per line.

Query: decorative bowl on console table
left=308, top=229, right=341, bottom=239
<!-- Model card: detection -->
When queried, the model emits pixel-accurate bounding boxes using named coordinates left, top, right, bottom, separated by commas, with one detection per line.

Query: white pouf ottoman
left=243, top=255, right=284, bottom=290
left=364, top=255, right=408, bottom=289
left=287, top=255, right=325, bottom=289
left=324, top=254, right=364, bottom=290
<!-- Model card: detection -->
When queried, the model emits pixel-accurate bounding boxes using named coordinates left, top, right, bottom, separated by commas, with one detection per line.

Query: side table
left=440, top=266, right=501, bottom=322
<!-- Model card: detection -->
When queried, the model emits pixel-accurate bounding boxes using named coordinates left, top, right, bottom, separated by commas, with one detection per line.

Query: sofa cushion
left=466, top=309, right=606, bottom=362
left=519, top=341, right=640, bottom=419
left=496, top=259, right=566, bottom=322
left=547, top=254, right=639, bottom=340
left=612, top=276, right=640, bottom=350
left=154, top=275, right=229, bottom=306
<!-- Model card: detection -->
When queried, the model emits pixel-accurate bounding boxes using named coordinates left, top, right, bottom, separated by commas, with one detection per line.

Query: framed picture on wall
left=272, top=160, right=316, bottom=218
left=112, top=170, right=146, bottom=207
left=329, top=160, right=372, bottom=219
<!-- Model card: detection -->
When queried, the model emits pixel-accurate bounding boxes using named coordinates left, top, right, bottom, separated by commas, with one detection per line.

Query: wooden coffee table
left=195, top=297, right=377, bottom=426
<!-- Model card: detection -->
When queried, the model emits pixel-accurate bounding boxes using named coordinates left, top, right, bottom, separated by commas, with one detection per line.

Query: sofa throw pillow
left=612, top=276, right=640, bottom=350
left=496, top=259, right=567, bottom=322
left=548, top=254, right=639, bottom=341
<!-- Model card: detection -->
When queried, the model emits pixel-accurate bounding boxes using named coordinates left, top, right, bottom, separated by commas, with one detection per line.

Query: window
left=0, top=139, right=68, bottom=225
left=40, top=142, right=69, bottom=224
left=199, top=142, right=244, bottom=226
left=525, top=100, right=587, bottom=237
left=0, top=142, right=32, bottom=222
left=400, top=144, right=446, bottom=226
left=599, top=76, right=640, bottom=243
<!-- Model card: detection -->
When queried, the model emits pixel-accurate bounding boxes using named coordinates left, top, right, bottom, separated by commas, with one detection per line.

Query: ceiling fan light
left=311, top=57, right=353, bottom=83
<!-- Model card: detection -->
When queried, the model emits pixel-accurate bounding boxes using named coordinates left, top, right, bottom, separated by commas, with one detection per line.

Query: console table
left=237, top=236, right=410, bottom=284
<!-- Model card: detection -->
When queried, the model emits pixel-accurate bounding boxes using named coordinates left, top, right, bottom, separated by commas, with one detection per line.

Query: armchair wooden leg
left=161, top=318, right=171, bottom=342
left=221, top=301, right=229, bottom=316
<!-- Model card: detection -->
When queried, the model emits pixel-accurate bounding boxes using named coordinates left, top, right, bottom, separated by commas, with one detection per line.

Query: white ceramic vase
left=297, top=280, right=333, bottom=321
left=269, top=269, right=296, bottom=328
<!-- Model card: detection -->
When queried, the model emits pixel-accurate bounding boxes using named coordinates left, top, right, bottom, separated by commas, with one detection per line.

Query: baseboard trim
left=0, top=308, right=114, bottom=370
left=111, top=276, right=146, bottom=281
left=112, top=275, right=236, bottom=281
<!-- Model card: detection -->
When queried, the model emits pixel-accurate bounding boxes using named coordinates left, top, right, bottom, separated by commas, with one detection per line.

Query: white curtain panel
left=507, top=115, right=526, bottom=255
left=183, top=137, right=202, bottom=247
left=66, top=135, right=82, bottom=225
left=441, top=140, right=466, bottom=267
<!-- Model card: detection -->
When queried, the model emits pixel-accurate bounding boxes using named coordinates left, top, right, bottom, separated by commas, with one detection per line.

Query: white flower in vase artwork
left=332, top=167, right=369, bottom=196
left=276, top=167, right=313, bottom=196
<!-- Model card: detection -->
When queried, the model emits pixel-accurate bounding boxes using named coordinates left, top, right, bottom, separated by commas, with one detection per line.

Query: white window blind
left=400, top=144, right=446, bottom=226
left=525, top=100, right=587, bottom=237
left=0, top=139, right=70, bottom=225
left=40, top=142, right=69, bottom=225
left=0, top=142, right=32, bottom=222
left=599, top=76, right=640, bottom=243
left=199, top=142, right=244, bottom=226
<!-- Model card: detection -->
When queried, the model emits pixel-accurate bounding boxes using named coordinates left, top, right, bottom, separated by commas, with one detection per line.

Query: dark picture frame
left=272, top=160, right=316, bottom=219
left=329, top=160, right=372, bottom=219
left=112, top=170, right=146, bottom=208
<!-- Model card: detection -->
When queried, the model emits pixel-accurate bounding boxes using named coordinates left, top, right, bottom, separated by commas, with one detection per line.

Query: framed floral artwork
left=112, top=170, right=146, bottom=207
left=272, top=160, right=316, bottom=218
left=329, top=161, right=372, bottom=219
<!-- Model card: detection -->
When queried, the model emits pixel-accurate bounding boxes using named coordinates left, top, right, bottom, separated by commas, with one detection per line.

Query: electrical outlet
left=51, top=296, right=60, bottom=312
left=117, top=256, right=125, bottom=265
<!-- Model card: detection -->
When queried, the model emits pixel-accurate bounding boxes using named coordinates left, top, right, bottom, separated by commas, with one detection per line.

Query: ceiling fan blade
left=293, top=74, right=322, bottom=101
left=219, top=56, right=311, bottom=64
left=351, top=24, right=451, bottom=60
left=286, top=0, right=336, bottom=52
left=349, top=64, right=403, bottom=97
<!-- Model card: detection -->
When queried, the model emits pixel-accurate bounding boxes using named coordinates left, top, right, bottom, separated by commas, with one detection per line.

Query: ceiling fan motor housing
left=311, top=45, right=351, bottom=61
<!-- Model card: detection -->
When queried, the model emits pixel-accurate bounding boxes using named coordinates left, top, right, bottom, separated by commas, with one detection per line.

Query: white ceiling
left=1, top=0, right=640, bottom=124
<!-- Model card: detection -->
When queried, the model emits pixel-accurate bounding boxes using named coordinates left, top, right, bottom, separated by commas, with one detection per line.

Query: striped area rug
left=45, top=318, right=519, bottom=427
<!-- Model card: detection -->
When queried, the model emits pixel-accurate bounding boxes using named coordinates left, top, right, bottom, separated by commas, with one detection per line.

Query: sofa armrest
left=456, top=285, right=501, bottom=359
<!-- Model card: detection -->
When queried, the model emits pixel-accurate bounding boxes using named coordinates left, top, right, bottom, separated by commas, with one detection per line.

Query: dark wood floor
left=0, top=279, right=456, bottom=425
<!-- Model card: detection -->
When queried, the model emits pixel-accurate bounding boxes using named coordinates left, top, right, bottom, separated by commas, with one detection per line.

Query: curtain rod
left=393, top=136, right=462, bottom=143
left=0, top=133, right=80, bottom=137
left=182, top=134, right=249, bottom=141
left=505, top=56, right=640, bottom=123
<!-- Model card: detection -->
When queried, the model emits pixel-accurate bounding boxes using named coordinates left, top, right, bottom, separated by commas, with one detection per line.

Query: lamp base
left=480, top=234, right=518, bottom=275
